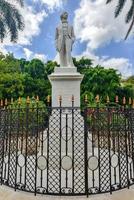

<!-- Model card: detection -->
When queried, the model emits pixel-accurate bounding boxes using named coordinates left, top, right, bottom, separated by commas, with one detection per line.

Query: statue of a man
left=55, top=12, right=75, bottom=67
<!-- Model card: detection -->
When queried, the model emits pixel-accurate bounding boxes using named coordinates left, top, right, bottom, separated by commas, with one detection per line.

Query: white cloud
left=73, top=0, right=134, bottom=78
left=77, top=50, right=134, bottom=78
left=33, top=0, right=63, bottom=11
left=2, top=4, right=47, bottom=46
left=74, top=0, right=132, bottom=50
left=0, top=0, right=64, bottom=58
left=19, top=6, right=46, bottom=45
left=100, top=57, right=134, bottom=78
left=34, top=53, right=47, bottom=62
left=23, top=48, right=47, bottom=62
left=0, top=45, right=8, bottom=55
left=1, top=0, right=65, bottom=47
left=1, top=0, right=67, bottom=47
left=23, top=48, right=33, bottom=60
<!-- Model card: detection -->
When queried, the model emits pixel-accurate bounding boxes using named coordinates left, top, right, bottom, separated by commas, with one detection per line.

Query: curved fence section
left=0, top=104, right=134, bottom=196
left=86, top=106, right=134, bottom=194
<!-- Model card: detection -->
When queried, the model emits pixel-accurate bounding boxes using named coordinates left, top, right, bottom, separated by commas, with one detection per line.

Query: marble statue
left=55, top=12, right=75, bottom=67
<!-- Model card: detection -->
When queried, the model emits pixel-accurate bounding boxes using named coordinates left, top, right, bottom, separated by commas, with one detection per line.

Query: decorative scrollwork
left=36, top=187, right=47, bottom=194
left=88, top=187, right=99, bottom=194
left=61, top=187, right=72, bottom=194
left=16, top=183, right=25, bottom=190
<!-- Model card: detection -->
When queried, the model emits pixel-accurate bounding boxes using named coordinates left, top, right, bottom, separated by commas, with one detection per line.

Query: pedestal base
left=48, top=67, right=84, bottom=107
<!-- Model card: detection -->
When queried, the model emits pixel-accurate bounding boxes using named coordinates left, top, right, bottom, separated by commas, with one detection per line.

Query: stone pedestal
left=48, top=66, right=85, bottom=164
left=48, top=67, right=83, bottom=107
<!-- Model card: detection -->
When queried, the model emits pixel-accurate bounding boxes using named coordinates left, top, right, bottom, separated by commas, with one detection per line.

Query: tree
left=106, top=0, right=134, bottom=39
left=0, top=73, right=24, bottom=99
left=23, top=59, right=55, bottom=101
left=19, top=58, right=30, bottom=73
left=24, top=59, right=45, bottom=79
left=73, top=57, right=93, bottom=73
left=0, top=0, right=24, bottom=42
left=123, top=75, right=134, bottom=85
left=0, top=52, right=24, bottom=99
left=44, top=60, right=58, bottom=77
left=0, top=52, right=20, bottom=73
left=120, top=76, right=134, bottom=98
left=0, top=54, right=133, bottom=105
left=81, top=65, right=121, bottom=103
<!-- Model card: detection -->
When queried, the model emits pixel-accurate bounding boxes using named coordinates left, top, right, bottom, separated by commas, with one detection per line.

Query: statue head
left=60, top=12, right=68, bottom=22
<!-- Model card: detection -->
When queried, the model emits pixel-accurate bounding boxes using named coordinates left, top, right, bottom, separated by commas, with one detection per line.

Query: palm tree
left=106, top=0, right=134, bottom=40
left=0, top=0, right=24, bottom=42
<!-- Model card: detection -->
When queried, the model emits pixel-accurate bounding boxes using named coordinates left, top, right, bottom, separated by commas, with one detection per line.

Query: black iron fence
left=0, top=97, right=134, bottom=196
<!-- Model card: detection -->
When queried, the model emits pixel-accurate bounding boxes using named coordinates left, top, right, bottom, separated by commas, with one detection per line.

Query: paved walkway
left=0, top=185, right=133, bottom=200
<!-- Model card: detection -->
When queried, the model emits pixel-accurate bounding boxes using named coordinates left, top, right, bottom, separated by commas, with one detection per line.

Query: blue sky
left=1, top=0, right=134, bottom=78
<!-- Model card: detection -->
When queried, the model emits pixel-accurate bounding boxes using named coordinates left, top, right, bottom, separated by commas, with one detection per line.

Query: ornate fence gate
left=0, top=103, right=134, bottom=196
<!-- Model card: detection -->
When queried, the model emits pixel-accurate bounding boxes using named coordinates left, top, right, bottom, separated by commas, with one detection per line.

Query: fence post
left=131, top=100, right=134, bottom=184
left=59, top=95, right=62, bottom=194
left=46, top=95, right=51, bottom=193
left=0, top=100, right=5, bottom=185
left=15, top=99, right=21, bottom=191
left=84, top=95, right=88, bottom=197
left=123, top=98, right=129, bottom=189
left=107, top=99, right=112, bottom=194
left=24, top=97, right=30, bottom=189
left=71, top=95, right=74, bottom=194
left=34, top=97, right=39, bottom=196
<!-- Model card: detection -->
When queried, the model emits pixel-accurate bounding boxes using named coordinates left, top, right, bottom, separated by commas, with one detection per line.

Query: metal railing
left=0, top=96, right=134, bottom=196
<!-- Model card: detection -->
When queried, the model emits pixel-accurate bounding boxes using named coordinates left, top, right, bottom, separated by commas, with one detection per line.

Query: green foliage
left=44, top=60, right=59, bottom=76
left=73, top=57, right=93, bottom=73
left=9, top=98, right=47, bottom=130
left=0, top=53, right=20, bottom=73
left=81, top=65, right=121, bottom=103
left=123, top=75, right=134, bottom=85
left=0, top=53, right=54, bottom=103
left=24, top=59, right=45, bottom=79
left=0, top=52, right=133, bottom=106
left=0, top=72, right=24, bottom=99
left=23, top=59, right=54, bottom=102
left=10, top=97, right=46, bottom=109
left=0, top=0, right=24, bottom=42
left=118, top=76, right=134, bottom=100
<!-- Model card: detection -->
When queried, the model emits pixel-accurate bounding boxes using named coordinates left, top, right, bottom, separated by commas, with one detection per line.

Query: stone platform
left=49, top=67, right=83, bottom=107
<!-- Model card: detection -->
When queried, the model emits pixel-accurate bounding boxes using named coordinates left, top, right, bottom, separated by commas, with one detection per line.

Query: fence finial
left=84, top=94, right=88, bottom=103
left=26, top=96, right=30, bottom=104
left=5, top=98, right=8, bottom=106
left=132, top=99, right=134, bottom=109
left=123, top=96, right=126, bottom=105
left=106, top=95, right=110, bottom=103
left=71, top=95, right=74, bottom=103
left=47, top=95, right=51, bottom=104
left=11, top=98, right=13, bottom=105
left=58, top=95, right=62, bottom=106
left=36, top=95, right=39, bottom=103
left=129, top=97, right=132, bottom=105
left=95, top=95, right=99, bottom=103
left=18, top=97, right=21, bottom=105
left=0, top=99, right=3, bottom=107
left=115, top=95, right=119, bottom=103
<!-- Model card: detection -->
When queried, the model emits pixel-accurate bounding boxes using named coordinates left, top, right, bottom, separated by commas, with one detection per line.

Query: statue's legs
left=65, top=38, right=74, bottom=67
left=59, top=40, right=67, bottom=67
